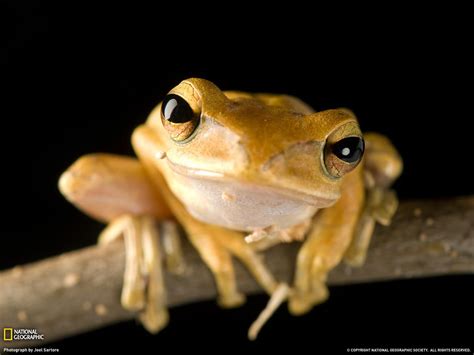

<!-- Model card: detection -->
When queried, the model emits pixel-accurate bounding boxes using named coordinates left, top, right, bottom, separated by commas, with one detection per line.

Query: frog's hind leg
left=58, top=153, right=172, bottom=223
left=59, top=153, right=183, bottom=333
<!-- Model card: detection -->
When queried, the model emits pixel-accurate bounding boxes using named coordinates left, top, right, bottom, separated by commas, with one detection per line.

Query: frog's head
left=145, top=78, right=364, bottom=231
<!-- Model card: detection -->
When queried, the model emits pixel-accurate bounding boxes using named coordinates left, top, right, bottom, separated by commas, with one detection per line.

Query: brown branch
left=1, top=197, right=473, bottom=347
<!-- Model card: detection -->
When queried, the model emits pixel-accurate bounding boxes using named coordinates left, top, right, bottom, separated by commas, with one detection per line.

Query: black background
left=5, top=2, right=474, bottom=354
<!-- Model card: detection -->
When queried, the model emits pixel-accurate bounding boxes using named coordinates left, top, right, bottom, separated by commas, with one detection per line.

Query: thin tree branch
left=1, top=197, right=473, bottom=347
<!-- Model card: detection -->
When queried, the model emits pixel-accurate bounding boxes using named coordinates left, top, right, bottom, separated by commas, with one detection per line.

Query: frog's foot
left=99, top=215, right=183, bottom=333
left=185, top=223, right=279, bottom=308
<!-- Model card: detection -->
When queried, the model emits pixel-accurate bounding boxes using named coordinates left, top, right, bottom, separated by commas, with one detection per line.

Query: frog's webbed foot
left=344, top=186, right=399, bottom=267
left=98, top=215, right=185, bottom=333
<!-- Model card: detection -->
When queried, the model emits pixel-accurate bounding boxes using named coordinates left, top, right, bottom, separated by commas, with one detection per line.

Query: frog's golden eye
left=161, top=94, right=200, bottom=142
left=324, top=136, right=365, bottom=178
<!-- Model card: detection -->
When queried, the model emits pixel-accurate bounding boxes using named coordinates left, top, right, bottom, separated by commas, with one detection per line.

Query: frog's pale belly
left=164, top=161, right=335, bottom=232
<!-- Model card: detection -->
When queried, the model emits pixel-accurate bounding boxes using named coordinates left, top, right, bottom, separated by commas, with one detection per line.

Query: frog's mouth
left=166, top=158, right=337, bottom=206
left=164, top=158, right=338, bottom=231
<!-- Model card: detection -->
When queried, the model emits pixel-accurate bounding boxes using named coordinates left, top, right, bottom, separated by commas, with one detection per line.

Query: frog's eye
left=161, top=94, right=200, bottom=142
left=332, top=137, right=364, bottom=163
left=324, top=136, right=365, bottom=178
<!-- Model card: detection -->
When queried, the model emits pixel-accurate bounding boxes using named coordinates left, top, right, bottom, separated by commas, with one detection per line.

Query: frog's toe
left=139, top=216, right=169, bottom=333
left=288, top=284, right=329, bottom=316
left=140, top=309, right=169, bottom=334
left=288, top=292, right=312, bottom=315
left=139, top=255, right=169, bottom=334
left=121, top=286, right=146, bottom=311
left=218, top=292, right=246, bottom=308
left=139, top=253, right=169, bottom=334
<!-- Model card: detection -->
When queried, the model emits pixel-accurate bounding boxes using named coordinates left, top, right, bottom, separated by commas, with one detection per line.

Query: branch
left=1, top=197, right=473, bottom=347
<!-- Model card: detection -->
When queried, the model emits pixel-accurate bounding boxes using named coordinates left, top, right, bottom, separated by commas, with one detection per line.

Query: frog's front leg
left=59, top=154, right=184, bottom=332
left=98, top=214, right=169, bottom=331
left=289, top=169, right=365, bottom=315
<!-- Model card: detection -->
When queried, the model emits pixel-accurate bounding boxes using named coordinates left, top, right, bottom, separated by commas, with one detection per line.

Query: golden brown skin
left=59, top=78, right=402, bottom=334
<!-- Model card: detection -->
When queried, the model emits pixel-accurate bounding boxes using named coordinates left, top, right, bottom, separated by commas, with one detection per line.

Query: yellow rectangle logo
left=3, top=328, right=13, bottom=341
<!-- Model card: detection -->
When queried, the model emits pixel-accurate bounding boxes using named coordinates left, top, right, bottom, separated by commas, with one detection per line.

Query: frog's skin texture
left=59, top=78, right=402, bottom=334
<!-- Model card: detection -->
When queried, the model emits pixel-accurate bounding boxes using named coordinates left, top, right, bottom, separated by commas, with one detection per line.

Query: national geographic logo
left=3, top=328, right=12, bottom=341
left=3, top=328, right=45, bottom=341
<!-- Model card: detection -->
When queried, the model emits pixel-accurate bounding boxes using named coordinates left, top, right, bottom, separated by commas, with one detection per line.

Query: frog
left=58, top=78, right=402, bottom=337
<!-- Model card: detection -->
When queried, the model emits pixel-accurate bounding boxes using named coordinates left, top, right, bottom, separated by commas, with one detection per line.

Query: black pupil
left=161, top=94, right=194, bottom=123
left=332, top=137, right=364, bottom=163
